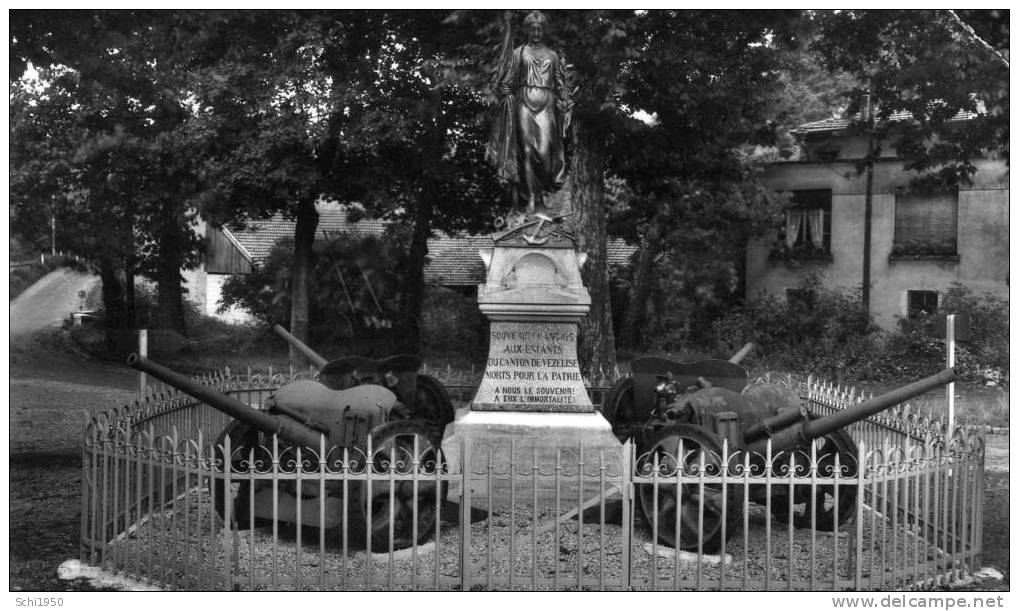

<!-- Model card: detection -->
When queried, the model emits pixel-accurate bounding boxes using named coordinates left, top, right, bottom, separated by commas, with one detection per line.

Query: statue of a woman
left=487, top=10, right=573, bottom=216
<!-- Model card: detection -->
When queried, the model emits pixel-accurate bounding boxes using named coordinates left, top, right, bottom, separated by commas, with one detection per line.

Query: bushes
left=218, top=237, right=295, bottom=326
left=710, top=275, right=881, bottom=382
left=420, top=286, right=487, bottom=358
left=217, top=230, right=415, bottom=357
left=706, top=278, right=1007, bottom=387
left=879, top=285, right=1008, bottom=386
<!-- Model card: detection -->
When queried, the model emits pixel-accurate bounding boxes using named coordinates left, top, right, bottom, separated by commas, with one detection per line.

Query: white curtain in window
left=807, top=208, right=825, bottom=249
left=785, top=209, right=803, bottom=249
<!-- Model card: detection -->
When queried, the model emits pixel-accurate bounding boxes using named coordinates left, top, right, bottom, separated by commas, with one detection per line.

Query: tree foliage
left=812, top=9, right=1009, bottom=187
left=219, top=231, right=415, bottom=356
left=11, top=12, right=209, bottom=335
left=183, top=11, right=505, bottom=355
left=13, top=10, right=1005, bottom=371
left=596, top=11, right=802, bottom=349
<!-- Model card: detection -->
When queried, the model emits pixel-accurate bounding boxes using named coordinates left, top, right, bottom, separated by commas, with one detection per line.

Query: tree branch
left=946, top=10, right=1009, bottom=68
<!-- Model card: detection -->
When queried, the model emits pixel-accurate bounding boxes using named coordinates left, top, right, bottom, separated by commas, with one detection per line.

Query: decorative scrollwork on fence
left=634, top=447, right=727, bottom=479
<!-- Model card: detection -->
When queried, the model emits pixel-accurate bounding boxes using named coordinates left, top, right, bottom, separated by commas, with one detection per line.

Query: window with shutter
left=893, top=191, right=958, bottom=257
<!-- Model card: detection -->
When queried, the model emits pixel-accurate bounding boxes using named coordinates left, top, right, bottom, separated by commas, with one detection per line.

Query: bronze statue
left=487, top=10, right=574, bottom=216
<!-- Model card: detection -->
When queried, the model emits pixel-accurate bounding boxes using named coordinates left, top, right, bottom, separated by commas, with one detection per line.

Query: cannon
left=273, top=324, right=454, bottom=428
left=603, top=354, right=956, bottom=552
left=601, top=343, right=755, bottom=442
left=127, top=353, right=447, bottom=552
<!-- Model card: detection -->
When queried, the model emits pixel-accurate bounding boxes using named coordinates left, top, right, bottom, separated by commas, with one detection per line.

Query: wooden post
left=946, top=314, right=955, bottom=434
left=138, top=329, right=148, bottom=397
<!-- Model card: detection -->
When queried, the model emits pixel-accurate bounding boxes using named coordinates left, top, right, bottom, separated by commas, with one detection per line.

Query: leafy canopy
left=813, top=9, right=1009, bottom=187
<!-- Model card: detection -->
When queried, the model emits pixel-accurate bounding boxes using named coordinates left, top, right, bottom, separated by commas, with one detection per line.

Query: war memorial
left=72, top=11, right=987, bottom=592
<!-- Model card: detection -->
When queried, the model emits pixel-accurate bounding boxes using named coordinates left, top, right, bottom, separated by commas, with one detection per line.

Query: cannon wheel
left=213, top=420, right=271, bottom=529
left=601, top=376, right=635, bottom=442
left=636, top=423, right=743, bottom=553
left=362, top=419, right=448, bottom=552
left=412, top=374, right=455, bottom=428
left=769, top=425, right=859, bottom=531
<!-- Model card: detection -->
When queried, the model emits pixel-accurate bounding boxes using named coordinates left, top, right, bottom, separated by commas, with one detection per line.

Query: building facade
left=747, top=117, right=1009, bottom=331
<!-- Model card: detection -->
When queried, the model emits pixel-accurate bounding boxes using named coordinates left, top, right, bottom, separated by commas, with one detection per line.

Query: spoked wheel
left=769, top=426, right=859, bottom=531
left=601, top=376, right=635, bottom=442
left=636, top=424, right=743, bottom=553
left=412, top=374, right=455, bottom=428
left=213, top=420, right=271, bottom=529
left=363, top=420, right=448, bottom=552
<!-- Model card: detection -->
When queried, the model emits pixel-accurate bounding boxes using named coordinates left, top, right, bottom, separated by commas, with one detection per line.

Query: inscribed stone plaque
left=472, top=321, right=593, bottom=412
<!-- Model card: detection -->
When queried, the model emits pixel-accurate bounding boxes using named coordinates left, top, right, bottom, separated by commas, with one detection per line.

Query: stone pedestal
left=471, top=321, right=591, bottom=412
left=443, top=217, right=622, bottom=482
left=441, top=408, right=623, bottom=477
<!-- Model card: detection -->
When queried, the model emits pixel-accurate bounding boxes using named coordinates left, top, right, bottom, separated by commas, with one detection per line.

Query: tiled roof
left=793, top=116, right=856, bottom=134
left=228, top=202, right=388, bottom=263
left=794, top=109, right=978, bottom=135
left=225, top=202, right=637, bottom=287
left=424, top=233, right=492, bottom=286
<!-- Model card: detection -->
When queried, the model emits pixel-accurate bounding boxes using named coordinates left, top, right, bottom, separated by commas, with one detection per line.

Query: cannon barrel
left=273, top=324, right=328, bottom=369
left=126, top=353, right=323, bottom=448
left=746, top=368, right=957, bottom=455
left=742, top=404, right=809, bottom=443
left=728, top=342, right=755, bottom=365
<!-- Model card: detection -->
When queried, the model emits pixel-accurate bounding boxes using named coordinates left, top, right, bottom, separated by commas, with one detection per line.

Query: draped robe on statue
left=487, top=43, right=571, bottom=210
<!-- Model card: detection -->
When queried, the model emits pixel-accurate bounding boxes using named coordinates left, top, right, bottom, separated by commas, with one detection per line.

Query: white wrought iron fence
left=81, top=370, right=984, bottom=591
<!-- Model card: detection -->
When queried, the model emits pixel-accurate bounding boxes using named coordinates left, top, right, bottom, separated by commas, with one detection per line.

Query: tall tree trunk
left=401, top=187, right=434, bottom=353
left=290, top=198, right=319, bottom=364
left=156, top=219, right=187, bottom=335
left=571, top=120, right=616, bottom=381
left=733, top=241, right=748, bottom=309
left=123, top=223, right=137, bottom=329
left=619, top=223, right=662, bottom=349
left=398, top=83, right=442, bottom=353
left=98, top=253, right=126, bottom=353
left=124, top=258, right=136, bottom=329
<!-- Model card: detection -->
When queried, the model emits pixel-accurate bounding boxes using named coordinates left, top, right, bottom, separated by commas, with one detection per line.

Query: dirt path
left=10, top=268, right=97, bottom=339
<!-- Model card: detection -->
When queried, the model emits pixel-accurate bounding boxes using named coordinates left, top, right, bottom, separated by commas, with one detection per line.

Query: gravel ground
left=103, top=481, right=981, bottom=592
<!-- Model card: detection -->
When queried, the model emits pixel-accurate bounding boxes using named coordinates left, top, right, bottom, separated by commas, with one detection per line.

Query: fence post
left=855, top=440, right=866, bottom=590
left=138, top=329, right=148, bottom=397
left=621, top=440, right=632, bottom=591
left=460, top=435, right=471, bottom=591
left=79, top=411, right=90, bottom=563
left=945, top=314, right=956, bottom=434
